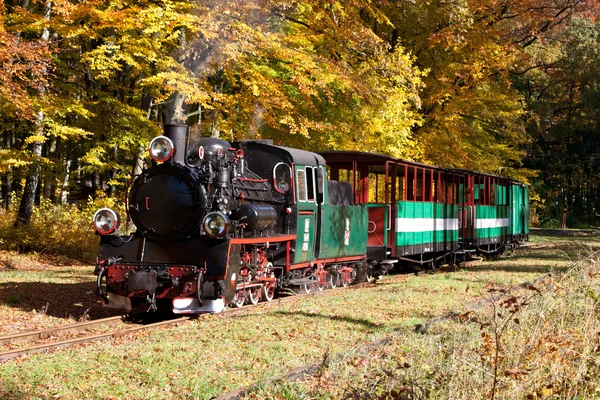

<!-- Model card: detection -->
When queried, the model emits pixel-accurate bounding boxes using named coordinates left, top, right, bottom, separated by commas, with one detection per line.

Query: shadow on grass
left=469, top=263, right=569, bottom=274
left=272, top=310, right=383, bottom=330
left=0, top=281, right=125, bottom=320
left=530, top=229, right=600, bottom=238
left=509, top=252, right=572, bottom=261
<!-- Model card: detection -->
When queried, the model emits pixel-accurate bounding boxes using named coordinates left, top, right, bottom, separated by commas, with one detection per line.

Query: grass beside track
left=0, top=232, right=599, bottom=399
left=0, top=251, right=123, bottom=337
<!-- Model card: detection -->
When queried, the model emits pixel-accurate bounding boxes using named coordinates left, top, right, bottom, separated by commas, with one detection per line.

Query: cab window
left=296, top=169, right=307, bottom=201
left=273, top=163, right=291, bottom=194
left=317, top=166, right=325, bottom=204
left=306, top=167, right=315, bottom=202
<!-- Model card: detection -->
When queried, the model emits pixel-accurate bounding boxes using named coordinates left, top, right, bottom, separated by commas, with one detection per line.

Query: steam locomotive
left=93, top=124, right=529, bottom=314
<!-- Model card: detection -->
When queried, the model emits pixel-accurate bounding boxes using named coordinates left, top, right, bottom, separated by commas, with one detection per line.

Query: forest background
left=0, top=0, right=599, bottom=259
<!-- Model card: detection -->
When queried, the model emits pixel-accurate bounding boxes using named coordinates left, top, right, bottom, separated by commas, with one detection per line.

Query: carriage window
left=397, top=175, right=405, bottom=201
left=415, top=168, right=423, bottom=201
left=296, top=169, right=307, bottom=201
left=306, top=167, right=315, bottom=202
left=273, top=163, right=292, bottom=194
left=368, top=173, right=386, bottom=203
left=317, top=166, right=325, bottom=204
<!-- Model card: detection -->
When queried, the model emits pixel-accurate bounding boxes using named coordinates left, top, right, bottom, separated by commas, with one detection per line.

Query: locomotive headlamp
left=148, top=136, right=174, bottom=162
left=202, top=212, right=230, bottom=238
left=93, top=208, right=120, bottom=235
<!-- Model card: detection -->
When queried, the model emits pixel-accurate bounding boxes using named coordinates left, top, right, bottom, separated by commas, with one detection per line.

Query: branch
left=509, top=59, right=564, bottom=75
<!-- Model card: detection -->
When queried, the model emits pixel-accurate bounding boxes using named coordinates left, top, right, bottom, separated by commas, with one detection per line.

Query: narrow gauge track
left=0, top=274, right=413, bottom=363
left=0, top=315, right=125, bottom=347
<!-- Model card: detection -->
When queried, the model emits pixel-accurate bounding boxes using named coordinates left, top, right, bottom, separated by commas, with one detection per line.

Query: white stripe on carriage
left=475, top=218, right=510, bottom=229
left=395, top=218, right=459, bottom=232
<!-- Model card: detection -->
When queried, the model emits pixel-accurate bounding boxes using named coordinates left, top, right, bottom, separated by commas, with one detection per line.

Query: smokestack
left=164, top=124, right=188, bottom=165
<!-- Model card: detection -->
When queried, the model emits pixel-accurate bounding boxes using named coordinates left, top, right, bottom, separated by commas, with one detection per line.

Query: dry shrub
left=0, top=194, right=125, bottom=261
left=314, top=255, right=600, bottom=399
left=482, top=257, right=600, bottom=399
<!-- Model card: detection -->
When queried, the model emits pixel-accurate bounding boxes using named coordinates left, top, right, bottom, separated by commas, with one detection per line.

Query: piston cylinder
left=231, top=204, right=278, bottom=231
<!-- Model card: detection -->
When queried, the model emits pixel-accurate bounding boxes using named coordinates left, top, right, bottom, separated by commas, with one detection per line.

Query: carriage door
left=467, top=175, right=476, bottom=245
left=295, top=166, right=318, bottom=263
left=458, top=175, right=474, bottom=250
left=366, top=164, right=389, bottom=260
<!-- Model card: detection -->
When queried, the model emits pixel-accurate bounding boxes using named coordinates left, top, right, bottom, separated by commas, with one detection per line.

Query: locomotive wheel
left=263, top=282, right=275, bottom=302
left=297, top=283, right=314, bottom=294
left=247, top=286, right=261, bottom=305
left=317, top=278, right=327, bottom=291
left=232, top=289, right=246, bottom=308
left=341, top=273, right=351, bottom=287
left=328, top=273, right=338, bottom=289
left=292, top=283, right=314, bottom=294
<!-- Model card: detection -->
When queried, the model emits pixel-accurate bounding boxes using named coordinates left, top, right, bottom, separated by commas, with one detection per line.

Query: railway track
left=0, top=275, right=410, bottom=363
left=0, top=315, right=191, bottom=362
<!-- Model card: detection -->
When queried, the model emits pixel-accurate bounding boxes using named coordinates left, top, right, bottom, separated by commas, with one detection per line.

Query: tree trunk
left=1, top=173, right=11, bottom=209
left=108, top=146, right=118, bottom=196
left=14, top=0, right=51, bottom=226
left=91, top=170, right=100, bottom=193
left=2, top=131, right=13, bottom=209
left=43, top=137, right=57, bottom=200
left=132, top=94, right=155, bottom=178
left=15, top=139, right=42, bottom=227
left=60, top=158, right=71, bottom=205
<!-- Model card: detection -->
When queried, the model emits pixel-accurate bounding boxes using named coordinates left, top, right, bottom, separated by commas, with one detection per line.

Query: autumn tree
left=513, top=16, right=600, bottom=226
left=121, top=0, right=425, bottom=157
left=370, top=0, right=592, bottom=177
left=0, top=1, right=52, bottom=210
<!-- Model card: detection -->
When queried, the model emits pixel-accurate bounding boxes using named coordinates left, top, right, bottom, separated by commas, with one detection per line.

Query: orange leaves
left=0, top=12, right=51, bottom=119
left=504, top=368, right=529, bottom=380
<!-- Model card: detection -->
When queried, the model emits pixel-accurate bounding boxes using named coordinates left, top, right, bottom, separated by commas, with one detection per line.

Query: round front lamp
left=148, top=136, right=174, bottom=162
left=202, top=212, right=230, bottom=238
left=93, top=208, right=120, bottom=235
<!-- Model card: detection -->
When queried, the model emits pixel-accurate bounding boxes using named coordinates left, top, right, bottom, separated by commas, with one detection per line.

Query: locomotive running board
left=173, top=298, right=225, bottom=314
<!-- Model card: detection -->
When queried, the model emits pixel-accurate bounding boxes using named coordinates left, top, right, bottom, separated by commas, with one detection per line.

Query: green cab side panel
left=294, top=214, right=316, bottom=263
left=318, top=204, right=368, bottom=259
left=395, top=201, right=459, bottom=254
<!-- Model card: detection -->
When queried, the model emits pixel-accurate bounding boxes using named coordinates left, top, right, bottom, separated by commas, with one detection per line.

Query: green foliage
left=514, top=17, right=600, bottom=226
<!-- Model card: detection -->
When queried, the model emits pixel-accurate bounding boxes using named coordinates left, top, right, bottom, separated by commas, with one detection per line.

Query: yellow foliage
left=0, top=195, right=125, bottom=261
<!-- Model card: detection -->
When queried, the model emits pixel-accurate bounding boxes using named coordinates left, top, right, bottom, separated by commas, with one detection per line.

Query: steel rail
left=0, top=317, right=191, bottom=362
left=0, top=315, right=126, bottom=347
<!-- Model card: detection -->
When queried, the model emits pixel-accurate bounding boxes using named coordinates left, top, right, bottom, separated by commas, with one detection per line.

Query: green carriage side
left=321, top=152, right=464, bottom=267
left=395, top=201, right=459, bottom=256
left=473, top=178, right=511, bottom=250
